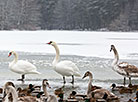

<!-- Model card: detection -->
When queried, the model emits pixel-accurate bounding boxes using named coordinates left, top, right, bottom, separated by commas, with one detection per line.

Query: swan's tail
left=31, top=70, right=41, bottom=74
left=74, top=72, right=81, bottom=77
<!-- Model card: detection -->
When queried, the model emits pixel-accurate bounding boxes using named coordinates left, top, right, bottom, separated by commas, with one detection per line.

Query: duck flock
left=0, top=41, right=138, bottom=102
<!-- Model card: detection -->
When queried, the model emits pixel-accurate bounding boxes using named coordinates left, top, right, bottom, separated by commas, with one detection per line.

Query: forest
left=0, top=0, right=138, bottom=31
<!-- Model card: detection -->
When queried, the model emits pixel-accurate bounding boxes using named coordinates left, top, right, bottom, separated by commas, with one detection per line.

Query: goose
left=8, top=51, right=41, bottom=81
left=47, top=41, right=81, bottom=85
left=82, top=71, right=101, bottom=95
left=42, top=79, right=57, bottom=102
left=110, top=45, right=138, bottom=86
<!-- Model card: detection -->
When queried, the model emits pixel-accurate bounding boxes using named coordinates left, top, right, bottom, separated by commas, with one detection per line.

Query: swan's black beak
left=82, top=75, right=86, bottom=79
left=110, top=48, right=112, bottom=52
left=46, top=82, right=51, bottom=88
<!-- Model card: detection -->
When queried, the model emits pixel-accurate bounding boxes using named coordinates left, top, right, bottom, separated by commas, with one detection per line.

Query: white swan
left=8, top=51, right=41, bottom=81
left=47, top=41, right=81, bottom=84
left=42, top=79, right=57, bottom=102
left=110, top=45, right=138, bottom=86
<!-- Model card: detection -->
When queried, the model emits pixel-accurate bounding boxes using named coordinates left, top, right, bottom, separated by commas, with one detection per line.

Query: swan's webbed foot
left=17, top=74, right=25, bottom=82
left=17, top=79, right=24, bottom=81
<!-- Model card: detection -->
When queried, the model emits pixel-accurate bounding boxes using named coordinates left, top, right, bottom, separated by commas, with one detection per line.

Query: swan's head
left=82, top=71, right=93, bottom=79
left=3, top=86, right=10, bottom=99
left=3, top=82, right=15, bottom=100
left=4, top=82, right=15, bottom=88
left=42, top=79, right=51, bottom=88
left=8, top=51, right=15, bottom=57
left=47, top=41, right=56, bottom=46
left=3, top=85, right=17, bottom=100
left=110, top=45, right=115, bottom=52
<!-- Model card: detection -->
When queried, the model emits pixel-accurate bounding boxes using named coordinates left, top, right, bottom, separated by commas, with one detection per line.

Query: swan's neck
left=87, top=74, right=92, bottom=95
left=12, top=52, right=18, bottom=64
left=112, top=48, right=119, bottom=67
left=8, top=86, right=18, bottom=102
left=42, top=84, right=49, bottom=98
left=52, top=44, right=60, bottom=66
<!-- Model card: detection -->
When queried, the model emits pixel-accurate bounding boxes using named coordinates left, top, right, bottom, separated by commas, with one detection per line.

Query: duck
left=42, top=79, right=57, bottom=102
left=119, top=87, right=133, bottom=94
left=8, top=51, right=41, bottom=82
left=17, top=84, right=35, bottom=97
left=82, top=71, right=101, bottom=95
left=111, top=83, right=133, bottom=94
left=68, top=91, right=87, bottom=101
left=110, top=45, right=138, bottom=86
left=110, top=83, right=119, bottom=91
left=110, top=83, right=125, bottom=91
left=47, top=41, right=81, bottom=85
left=128, top=84, right=138, bottom=90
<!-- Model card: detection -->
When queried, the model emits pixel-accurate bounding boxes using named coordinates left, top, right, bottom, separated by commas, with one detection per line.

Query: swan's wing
left=118, top=62, right=129, bottom=68
left=56, top=62, right=74, bottom=76
left=12, top=60, right=39, bottom=74
left=118, top=62, right=138, bottom=77
left=124, top=65, right=138, bottom=77
left=47, top=95, right=57, bottom=102
left=93, top=89, right=115, bottom=98
left=92, top=89, right=106, bottom=98
left=57, top=60, right=81, bottom=76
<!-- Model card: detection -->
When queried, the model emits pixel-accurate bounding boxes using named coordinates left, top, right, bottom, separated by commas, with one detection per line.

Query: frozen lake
left=0, top=31, right=138, bottom=101
left=0, top=31, right=138, bottom=59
